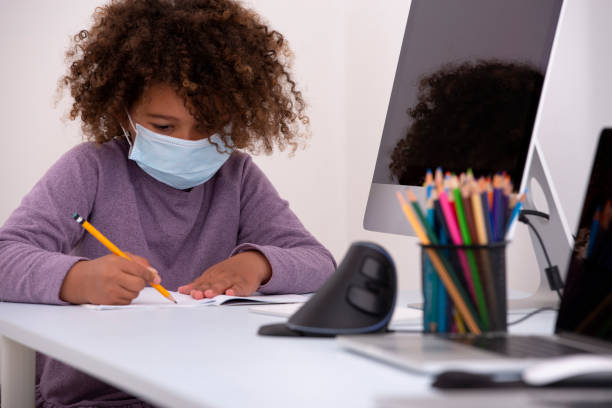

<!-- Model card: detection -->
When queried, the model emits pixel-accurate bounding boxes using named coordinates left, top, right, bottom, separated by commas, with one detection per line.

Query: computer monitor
left=364, top=0, right=570, bottom=307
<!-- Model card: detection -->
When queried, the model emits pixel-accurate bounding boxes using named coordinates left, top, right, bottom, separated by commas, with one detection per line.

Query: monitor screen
left=555, top=129, right=612, bottom=342
left=365, top=0, right=562, bottom=235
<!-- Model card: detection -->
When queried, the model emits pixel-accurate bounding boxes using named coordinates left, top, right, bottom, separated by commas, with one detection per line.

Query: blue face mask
left=122, top=114, right=232, bottom=190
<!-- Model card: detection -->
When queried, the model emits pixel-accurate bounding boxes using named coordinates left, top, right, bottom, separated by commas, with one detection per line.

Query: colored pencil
left=437, top=188, right=477, bottom=301
left=492, top=175, right=505, bottom=242
left=470, top=181, right=500, bottom=329
left=453, top=308, right=466, bottom=334
left=505, top=193, right=525, bottom=238
left=426, top=199, right=438, bottom=332
left=450, top=178, right=490, bottom=330
left=396, top=192, right=482, bottom=334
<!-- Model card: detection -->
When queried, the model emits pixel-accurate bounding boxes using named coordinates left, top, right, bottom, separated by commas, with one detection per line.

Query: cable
left=519, top=209, right=550, bottom=220
left=507, top=307, right=557, bottom=326
left=518, top=210, right=564, bottom=301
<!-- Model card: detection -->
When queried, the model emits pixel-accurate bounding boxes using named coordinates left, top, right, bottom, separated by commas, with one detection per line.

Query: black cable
left=518, top=210, right=564, bottom=301
left=507, top=307, right=557, bottom=326
left=519, top=212, right=553, bottom=266
left=519, top=209, right=550, bottom=220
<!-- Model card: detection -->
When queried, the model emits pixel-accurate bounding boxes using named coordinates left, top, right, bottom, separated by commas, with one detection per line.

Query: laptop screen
left=555, top=129, right=612, bottom=342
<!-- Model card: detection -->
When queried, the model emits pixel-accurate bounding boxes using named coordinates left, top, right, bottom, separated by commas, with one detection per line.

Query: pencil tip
left=406, top=189, right=416, bottom=201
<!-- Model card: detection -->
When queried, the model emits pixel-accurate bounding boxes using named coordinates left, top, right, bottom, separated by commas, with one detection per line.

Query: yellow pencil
left=453, top=308, right=466, bottom=334
left=72, top=213, right=177, bottom=304
left=396, top=192, right=481, bottom=334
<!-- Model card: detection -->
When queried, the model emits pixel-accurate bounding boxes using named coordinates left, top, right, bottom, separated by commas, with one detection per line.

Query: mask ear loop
left=121, top=109, right=137, bottom=148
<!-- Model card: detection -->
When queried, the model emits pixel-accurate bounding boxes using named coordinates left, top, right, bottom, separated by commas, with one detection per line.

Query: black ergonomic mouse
left=258, top=241, right=397, bottom=337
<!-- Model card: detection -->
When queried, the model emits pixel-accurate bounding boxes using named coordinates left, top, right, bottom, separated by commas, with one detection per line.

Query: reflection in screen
left=371, top=0, right=563, bottom=187
left=389, top=60, right=543, bottom=186
left=556, top=131, right=612, bottom=342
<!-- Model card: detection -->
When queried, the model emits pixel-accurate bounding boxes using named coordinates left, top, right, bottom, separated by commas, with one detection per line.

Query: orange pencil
left=72, top=213, right=177, bottom=304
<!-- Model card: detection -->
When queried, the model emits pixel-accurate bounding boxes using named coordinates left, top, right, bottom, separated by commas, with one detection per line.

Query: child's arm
left=0, top=146, right=95, bottom=304
left=180, top=155, right=337, bottom=297
left=0, top=143, right=156, bottom=305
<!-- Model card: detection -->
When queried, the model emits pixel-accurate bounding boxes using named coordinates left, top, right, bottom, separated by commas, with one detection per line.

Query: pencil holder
left=420, top=242, right=507, bottom=334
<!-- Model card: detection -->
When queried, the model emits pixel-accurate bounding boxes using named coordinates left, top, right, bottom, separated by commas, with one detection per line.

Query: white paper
left=82, top=287, right=311, bottom=310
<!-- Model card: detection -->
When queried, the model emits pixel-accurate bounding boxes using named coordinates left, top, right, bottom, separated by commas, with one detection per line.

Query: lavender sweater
left=0, top=139, right=336, bottom=407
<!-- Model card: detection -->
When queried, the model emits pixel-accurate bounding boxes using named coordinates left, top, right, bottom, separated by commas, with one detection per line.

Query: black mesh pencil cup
left=420, top=242, right=507, bottom=334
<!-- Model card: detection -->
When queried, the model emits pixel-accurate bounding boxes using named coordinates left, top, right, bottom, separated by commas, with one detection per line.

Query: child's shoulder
left=221, top=151, right=264, bottom=180
left=48, top=139, right=129, bottom=181
left=63, top=138, right=127, bottom=162
left=57, top=139, right=128, bottom=170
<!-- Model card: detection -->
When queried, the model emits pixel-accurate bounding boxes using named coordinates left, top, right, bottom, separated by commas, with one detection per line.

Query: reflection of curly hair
left=389, top=60, right=544, bottom=185
left=59, top=0, right=308, bottom=153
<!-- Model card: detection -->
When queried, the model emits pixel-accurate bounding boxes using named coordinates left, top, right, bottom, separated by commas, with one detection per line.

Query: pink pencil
left=438, top=189, right=477, bottom=302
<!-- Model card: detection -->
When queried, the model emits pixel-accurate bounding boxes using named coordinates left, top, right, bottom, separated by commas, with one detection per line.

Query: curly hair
left=389, top=60, right=544, bottom=185
left=59, top=0, right=309, bottom=153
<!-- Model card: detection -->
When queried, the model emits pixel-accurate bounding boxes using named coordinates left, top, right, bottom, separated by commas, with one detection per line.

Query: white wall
left=0, top=0, right=350, bottom=263
left=0, top=1, right=99, bottom=223
left=243, top=0, right=348, bottom=263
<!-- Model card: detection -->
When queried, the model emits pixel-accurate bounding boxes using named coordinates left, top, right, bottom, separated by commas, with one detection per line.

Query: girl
left=0, top=0, right=335, bottom=406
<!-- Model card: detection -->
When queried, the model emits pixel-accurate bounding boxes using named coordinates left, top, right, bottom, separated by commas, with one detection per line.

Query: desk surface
left=0, top=293, right=558, bottom=408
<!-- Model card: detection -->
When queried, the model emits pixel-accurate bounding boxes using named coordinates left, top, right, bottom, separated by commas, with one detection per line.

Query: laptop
left=337, top=129, right=612, bottom=374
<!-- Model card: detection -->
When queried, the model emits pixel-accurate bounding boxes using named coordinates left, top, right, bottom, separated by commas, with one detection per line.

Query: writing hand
left=60, top=252, right=160, bottom=305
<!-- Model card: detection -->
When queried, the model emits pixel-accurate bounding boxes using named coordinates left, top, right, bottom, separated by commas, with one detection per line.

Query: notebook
left=337, top=129, right=612, bottom=374
left=82, top=287, right=310, bottom=310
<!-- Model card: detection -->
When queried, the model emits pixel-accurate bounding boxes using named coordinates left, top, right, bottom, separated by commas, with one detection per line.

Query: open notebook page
left=82, top=287, right=311, bottom=310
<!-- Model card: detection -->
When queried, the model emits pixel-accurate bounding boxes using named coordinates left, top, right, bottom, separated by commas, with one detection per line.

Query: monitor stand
left=508, top=141, right=574, bottom=310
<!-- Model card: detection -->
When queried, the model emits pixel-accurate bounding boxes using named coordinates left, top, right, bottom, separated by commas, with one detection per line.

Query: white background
left=5, top=0, right=607, bottom=299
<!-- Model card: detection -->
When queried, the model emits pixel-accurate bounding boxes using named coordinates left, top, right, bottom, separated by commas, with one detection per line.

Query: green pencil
left=450, top=177, right=490, bottom=331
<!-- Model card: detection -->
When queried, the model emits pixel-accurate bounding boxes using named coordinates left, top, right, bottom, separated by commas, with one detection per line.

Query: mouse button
left=346, top=285, right=386, bottom=316
left=360, top=257, right=386, bottom=283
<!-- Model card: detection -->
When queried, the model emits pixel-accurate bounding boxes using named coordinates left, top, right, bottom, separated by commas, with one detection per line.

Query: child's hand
left=60, top=253, right=161, bottom=305
left=177, top=251, right=272, bottom=299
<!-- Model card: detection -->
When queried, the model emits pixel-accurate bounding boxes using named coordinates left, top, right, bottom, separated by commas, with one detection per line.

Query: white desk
left=0, top=294, right=575, bottom=408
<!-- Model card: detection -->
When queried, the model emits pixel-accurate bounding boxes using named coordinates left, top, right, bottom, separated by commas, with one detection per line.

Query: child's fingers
left=225, top=283, right=250, bottom=297
left=201, top=279, right=233, bottom=298
left=190, top=289, right=204, bottom=300
left=118, top=272, right=148, bottom=294
left=178, top=283, right=195, bottom=294
left=117, top=257, right=160, bottom=284
left=124, top=252, right=150, bottom=267
left=123, top=253, right=161, bottom=284
left=98, top=286, right=139, bottom=305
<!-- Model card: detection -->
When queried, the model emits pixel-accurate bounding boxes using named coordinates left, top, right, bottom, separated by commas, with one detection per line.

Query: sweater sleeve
left=0, top=144, right=98, bottom=304
left=229, top=156, right=336, bottom=294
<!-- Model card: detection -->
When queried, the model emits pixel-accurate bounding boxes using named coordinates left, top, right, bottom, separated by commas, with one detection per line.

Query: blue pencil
left=505, top=194, right=524, bottom=237
left=437, top=224, right=448, bottom=332
left=492, top=176, right=504, bottom=242
left=426, top=204, right=438, bottom=332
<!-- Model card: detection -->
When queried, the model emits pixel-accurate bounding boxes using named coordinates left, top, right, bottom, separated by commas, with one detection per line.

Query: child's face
left=128, top=83, right=211, bottom=141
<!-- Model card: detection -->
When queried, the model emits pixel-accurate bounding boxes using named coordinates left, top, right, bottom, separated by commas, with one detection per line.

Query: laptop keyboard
left=447, top=335, right=588, bottom=358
